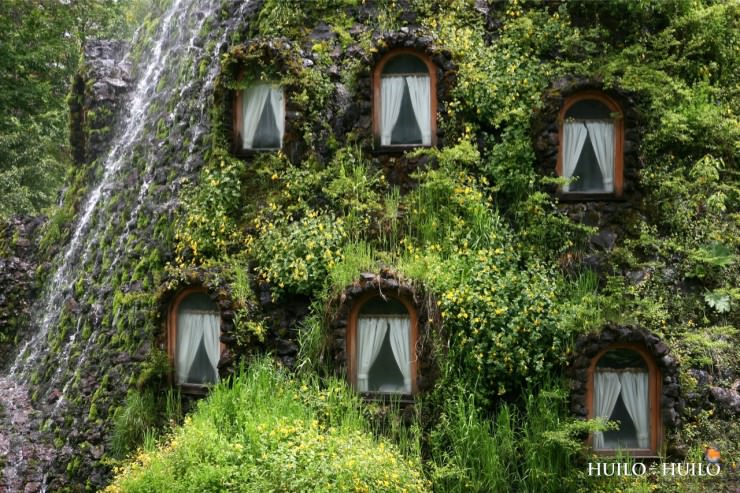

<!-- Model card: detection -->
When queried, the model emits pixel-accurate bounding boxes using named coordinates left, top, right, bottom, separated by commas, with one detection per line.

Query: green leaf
left=704, top=290, right=731, bottom=313
left=692, top=242, right=736, bottom=268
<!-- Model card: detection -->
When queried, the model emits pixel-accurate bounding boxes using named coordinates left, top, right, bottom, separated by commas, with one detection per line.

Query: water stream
left=1, top=0, right=242, bottom=489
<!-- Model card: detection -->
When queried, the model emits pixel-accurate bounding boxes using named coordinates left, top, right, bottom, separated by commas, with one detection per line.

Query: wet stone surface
left=0, top=376, right=54, bottom=493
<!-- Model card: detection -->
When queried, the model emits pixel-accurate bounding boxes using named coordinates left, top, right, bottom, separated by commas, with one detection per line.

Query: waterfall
left=1, top=0, right=249, bottom=489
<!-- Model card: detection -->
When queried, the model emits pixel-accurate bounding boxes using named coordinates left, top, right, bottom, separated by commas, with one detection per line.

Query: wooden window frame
left=372, top=49, right=438, bottom=150
left=557, top=91, right=624, bottom=198
left=232, top=80, right=286, bottom=154
left=346, top=292, right=419, bottom=397
left=586, top=343, right=662, bottom=456
left=167, top=287, right=225, bottom=393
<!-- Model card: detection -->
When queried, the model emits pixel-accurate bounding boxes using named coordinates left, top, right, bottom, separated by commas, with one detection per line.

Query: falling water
left=10, top=0, right=186, bottom=378
left=107, top=0, right=253, bottom=274
left=2, top=0, right=246, bottom=489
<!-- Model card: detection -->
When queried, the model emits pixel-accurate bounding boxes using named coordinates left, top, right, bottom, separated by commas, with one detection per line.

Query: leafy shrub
left=433, top=250, right=567, bottom=400
left=248, top=208, right=346, bottom=298
left=174, top=149, right=246, bottom=263
left=104, top=359, right=428, bottom=493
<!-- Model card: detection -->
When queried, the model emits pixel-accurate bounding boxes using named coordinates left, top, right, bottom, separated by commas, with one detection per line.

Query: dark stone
left=626, top=269, right=649, bottom=284
left=570, top=402, right=587, bottom=416
left=661, top=355, right=676, bottom=368
left=89, top=445, right=104, bottom=460
left=709, top=386, right=740, bottom=415
left=24, top=482, right=41, bottom=493
left=590, top=228, right=618, bottom=250
left=113, top=352, right=130, bottom=364
left=309, top=22, right=335, bottom=42
left=46, top=389, right=62, bottom=404
left=384, top=278, right=400, bottom=290
left=259, top=290, right=272, bottom=306
left=276, top=339, right=298, bottom=356
left=573, top=356, right=589, bottom=368
left=132, top=341, right=151, bottom=362
left=665, top=383, right=680, bottom=397
left=653, top=341, right=669, bottom=356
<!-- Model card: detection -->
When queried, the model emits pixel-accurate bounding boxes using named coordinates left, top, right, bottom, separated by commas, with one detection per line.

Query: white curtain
left=593, top=371, right=621, bottom=449
left=176, top=310, right=220, bottom=384
left=242, top=84, right=271, bottom=149
left=388, top=316, right=412, bottom=393
left=562, top=122, right=588, bottom=192
left=585, top=121, right=615, bottom=192
left=381, top=77, right=405, bottom=145
left=620, top=372, right=650, bottom=448
left=405, top=75, right=431, bottom=145
left=269, top=86, right=285, bottom=146
left=357, top=318, right=388, bottom=391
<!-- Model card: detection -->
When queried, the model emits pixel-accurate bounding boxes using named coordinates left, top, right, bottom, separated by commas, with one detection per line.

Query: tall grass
left=428, top=381, right=593, bottom=493
left=328, top=239, right=376, bottom=290
left=429, top=388, right=516, bottom=492
left=110, top=389, right=159, bottom=458
left=111, top=387, right=183, bottom=458
left=379, top=186, right=402, bottom=253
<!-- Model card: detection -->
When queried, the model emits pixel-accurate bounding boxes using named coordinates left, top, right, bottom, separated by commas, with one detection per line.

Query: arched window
left=558, top=92, right=623, bottom=195
left=373, top=51, right=436, bottom=147
left=236, top=82, right=285, bottom=151
left=168, top=290, right=222, bottom=387
left=347, top=295, right=418, bottom=395
left=588, top=345, right=661, bottom=455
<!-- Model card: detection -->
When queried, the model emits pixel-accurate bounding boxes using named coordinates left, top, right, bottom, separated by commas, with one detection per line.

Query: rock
left=590, top=228, right=617, bottom=250
left=24, top=482, right=42, bottom=493
left=309, top=22, right=335, bottom=42
left=276, top=339, right=298, bottom=356
left=113, top=352, right=130, bottom=364
left=653, top=341, right=669, bottom=356
left=89, top=445, right=104, bottom=460
left=46, top=389, right=62, bottom=404
left=474, top=0, right=489, bottom=15
left=709, top=386, right=740, bottom=416
left=259, top=290, right=272, bottom=306
left=103, top=77, right=127, bottom=89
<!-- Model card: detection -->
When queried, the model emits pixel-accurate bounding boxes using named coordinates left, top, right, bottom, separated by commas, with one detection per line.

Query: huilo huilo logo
left=588, top=447, right=723, bottom=477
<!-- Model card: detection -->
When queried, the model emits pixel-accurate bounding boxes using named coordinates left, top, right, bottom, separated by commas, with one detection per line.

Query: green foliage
left=323, top=147, right=383, bottom=239
left=673, top=324, right=739, bottom=372
left=104, top=359, right=428, bottom=493
left=432, top=249, right=566, bottom=399
left=175, top=149, right=246, bottom=263
left=226, top=256, right=268, bottom=344
left=0, top=0, right=134, bottom=220
left=110, top=389, right=159, bottom=459
left=429, top=382, right=601, bottom=493
left=135, top=348, right=171, bottom=389
left=248, top=208, right=346, bottom=298
left=687, top=242, right=735, bottom=279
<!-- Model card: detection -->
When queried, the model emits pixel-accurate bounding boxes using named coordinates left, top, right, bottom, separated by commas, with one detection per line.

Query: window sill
left=235, top=148, right=282, bottom=157
left=178, top=383, right=214, bottom=396
left=592, top=449, right=660, bottom=459
left=372, top=145, right=433, bottom=156
left=557, top=192, right=625, bottom=202
left=360, top=392, right=416, bottom=404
